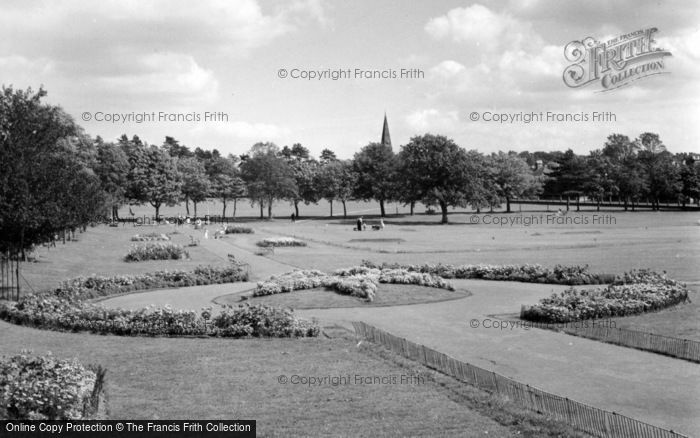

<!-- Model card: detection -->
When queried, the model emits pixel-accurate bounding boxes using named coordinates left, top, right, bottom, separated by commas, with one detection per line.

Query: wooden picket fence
left=517, top=312, right=700, bottom=363
left=352, top=321, right=688, bottom=438
left=558, top=324, right=700, bottom=363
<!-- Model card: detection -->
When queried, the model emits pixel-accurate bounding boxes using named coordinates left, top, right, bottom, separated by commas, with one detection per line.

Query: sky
left=1, top=0, right=698, bottom=159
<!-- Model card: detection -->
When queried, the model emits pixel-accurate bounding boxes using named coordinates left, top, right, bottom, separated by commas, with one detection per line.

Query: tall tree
left=398, top=134, right=479, bottom=224
left=208, top=156, right=246, bottom=218
left=177, top=157, right=210, bottom=217
left=490, top=152, right=541, bottom=213
left=0, top=86, right=106, bottom=258
left=353, top=142, right=396, bottom=217
left=94, top=139, right=130, bottom=221
left=125, top=144, right=182, bottom=220
left=316, top=159, right=356, bottom=217
left=240, top=142, right=297, bottom=219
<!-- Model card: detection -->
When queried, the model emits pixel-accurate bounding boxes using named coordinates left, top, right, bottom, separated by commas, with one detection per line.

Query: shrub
left=257, top=237, right=307, bottom=247
left=0, top=262, right=315, bottom=338
left=131, top=233, right=170, bottom=242
left=124, top=243, right=188, bottom=262
left=211, top=304, right=320, bottom=337
left=0, top=352, right=106, bottom=420
left=361, top=260, right=607, bottom=285
left=521, top=270, right=689, bottom=323
left=225, top=226, right=254, bottom=234
left=253, top=266, right=454, bottom=302
left=0, top=297, right=317, bottom=338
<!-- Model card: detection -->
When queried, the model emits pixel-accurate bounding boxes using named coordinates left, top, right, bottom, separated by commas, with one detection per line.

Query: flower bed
left=257, top=237, right=307, bottom=247
left=131, top=233, right=170, bottom=242
left=521, top=270, right=690, bottom=323
left=225, top=226, right=254, bottom=234
left=361, top=260, right=608, bottom=285
left=0, top=352, right=106, bottom=420
left=55, top=264, right=250, bottom=301
left=0, top=295, right=318, bottom=338
left=253, top=266, right=454, bottom=302
left=124, top=243, right=188, bottom=262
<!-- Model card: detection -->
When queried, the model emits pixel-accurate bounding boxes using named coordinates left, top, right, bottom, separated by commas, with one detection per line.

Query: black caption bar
left=1, top=420, right=256, bottom=438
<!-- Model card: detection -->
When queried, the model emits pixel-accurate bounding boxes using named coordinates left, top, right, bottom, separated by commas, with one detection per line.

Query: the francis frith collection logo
left=563, top=27, right=672, bottom=91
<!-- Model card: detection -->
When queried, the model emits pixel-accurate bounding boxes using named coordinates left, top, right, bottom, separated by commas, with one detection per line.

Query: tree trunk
left=410, top=201, right=415, bottom=216
left=506, top=196, right=511, bottom=213
left=329, top=200, right=333, bottom=217
left=194, top=202, right=198, bottom=218
left=565, top=196, right=570, bottom=211
left=439, top=201, right=448, bottom=224
left=267, top=198, right=273, bottom=219
left=222, top=198, right=227, bottom=217
left=342, top=201, right=347, bottom=218
left=576, top=197, right=580, bottom=212
left=233, top=199, right=237, bottom=220
left=259, top=201, right=264, bottom=219
left=379, top=200, right=386, bottom=217
left=155, top=204, right=160, bottom=221
left=185, top=197, right=190, bottom=216
left=294, top=201, right=300, bottom=218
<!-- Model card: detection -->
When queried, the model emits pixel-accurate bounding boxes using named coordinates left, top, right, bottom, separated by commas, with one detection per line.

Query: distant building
left=381, top=113, right=392, bottom=148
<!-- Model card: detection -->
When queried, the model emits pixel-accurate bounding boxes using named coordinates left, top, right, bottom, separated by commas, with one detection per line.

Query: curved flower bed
left=225, top=226, right=254, bottom=234
left=55, top=265, right=249, bottom=300
left=125, top=243, right=188, bottom=262
left=0, top=264, right=318, bottom=338
left=253, top=266, right=454, bottom=302
left=0, top=352, right=106, bottom=420
left=0, top=297, right=318, bottom=338
left=521, top=270, right=689, bottom=323
left=131, top=233, right=170, bottom=241
left=257, top=237, right=306, bottom=247
left=361, top=260, right=608, bottom=285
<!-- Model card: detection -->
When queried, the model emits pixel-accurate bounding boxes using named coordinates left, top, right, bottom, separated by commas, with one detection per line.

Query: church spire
left=381, top=112, right=392, bottom=148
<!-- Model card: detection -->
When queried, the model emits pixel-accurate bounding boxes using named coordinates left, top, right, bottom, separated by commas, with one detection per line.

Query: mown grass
left=21, top=225, right=226, bottom=293
left=217, top=283, right=470, bottom=309
left=0, top=320, right=592, bottom=437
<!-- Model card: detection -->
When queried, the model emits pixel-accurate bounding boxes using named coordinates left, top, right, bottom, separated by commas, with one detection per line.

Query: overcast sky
left=2, top=0, right=698, bottom=158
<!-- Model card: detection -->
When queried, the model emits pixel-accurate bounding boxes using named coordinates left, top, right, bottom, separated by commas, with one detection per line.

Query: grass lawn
left=0, top=320, right=591, bottom=438
left=21, top=224, right=228, bottom=293
left=216, top=283, right=471, bottom=309
left=607, top=287, right=700, bottom=341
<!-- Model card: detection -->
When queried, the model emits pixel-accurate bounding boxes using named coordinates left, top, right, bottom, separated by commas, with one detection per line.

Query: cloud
left=425, top=4, right=538, bottom=53
left=94, top=53, right=219, bottom=104
left=406, top=108, right=459, bottom=132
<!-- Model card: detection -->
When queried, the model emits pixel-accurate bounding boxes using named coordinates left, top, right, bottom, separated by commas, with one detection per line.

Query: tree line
left=2, top=86, right=699, bottom=256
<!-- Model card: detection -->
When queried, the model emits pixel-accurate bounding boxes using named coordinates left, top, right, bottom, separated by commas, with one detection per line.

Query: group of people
left=355, top=217, right=384, bottom=231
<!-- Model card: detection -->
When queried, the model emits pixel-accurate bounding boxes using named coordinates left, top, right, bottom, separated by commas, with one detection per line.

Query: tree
left=546, top=149, right=590, bottom=211
left=583, top=150, right=617, bottom=211
left=317, top=159, right=356, bottom=217
left=397, top=134, right=478, bottom=224
left=490, top=152, right=540, bottom=213
left=678, top=154, right=700, bottom=207
left=601, top=134, right=643, bottom=210
left=177, top=157, right=210, bottom=217
left=240, top=142, right=297, bottom=219
left=208, top=156, right=246, bottom=218
left=353, top=142, right=396, bottom=217
left=0, top=86, right=106, bottom=260
left=319, top=148, right=337, bottom=164
left=636, top=133, right=680, bottom=210
left=94, top=140, right=129, bottom=221
left=163, top=136, right=193, bottom=158
left=125, top=144, right=182, bottom=220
